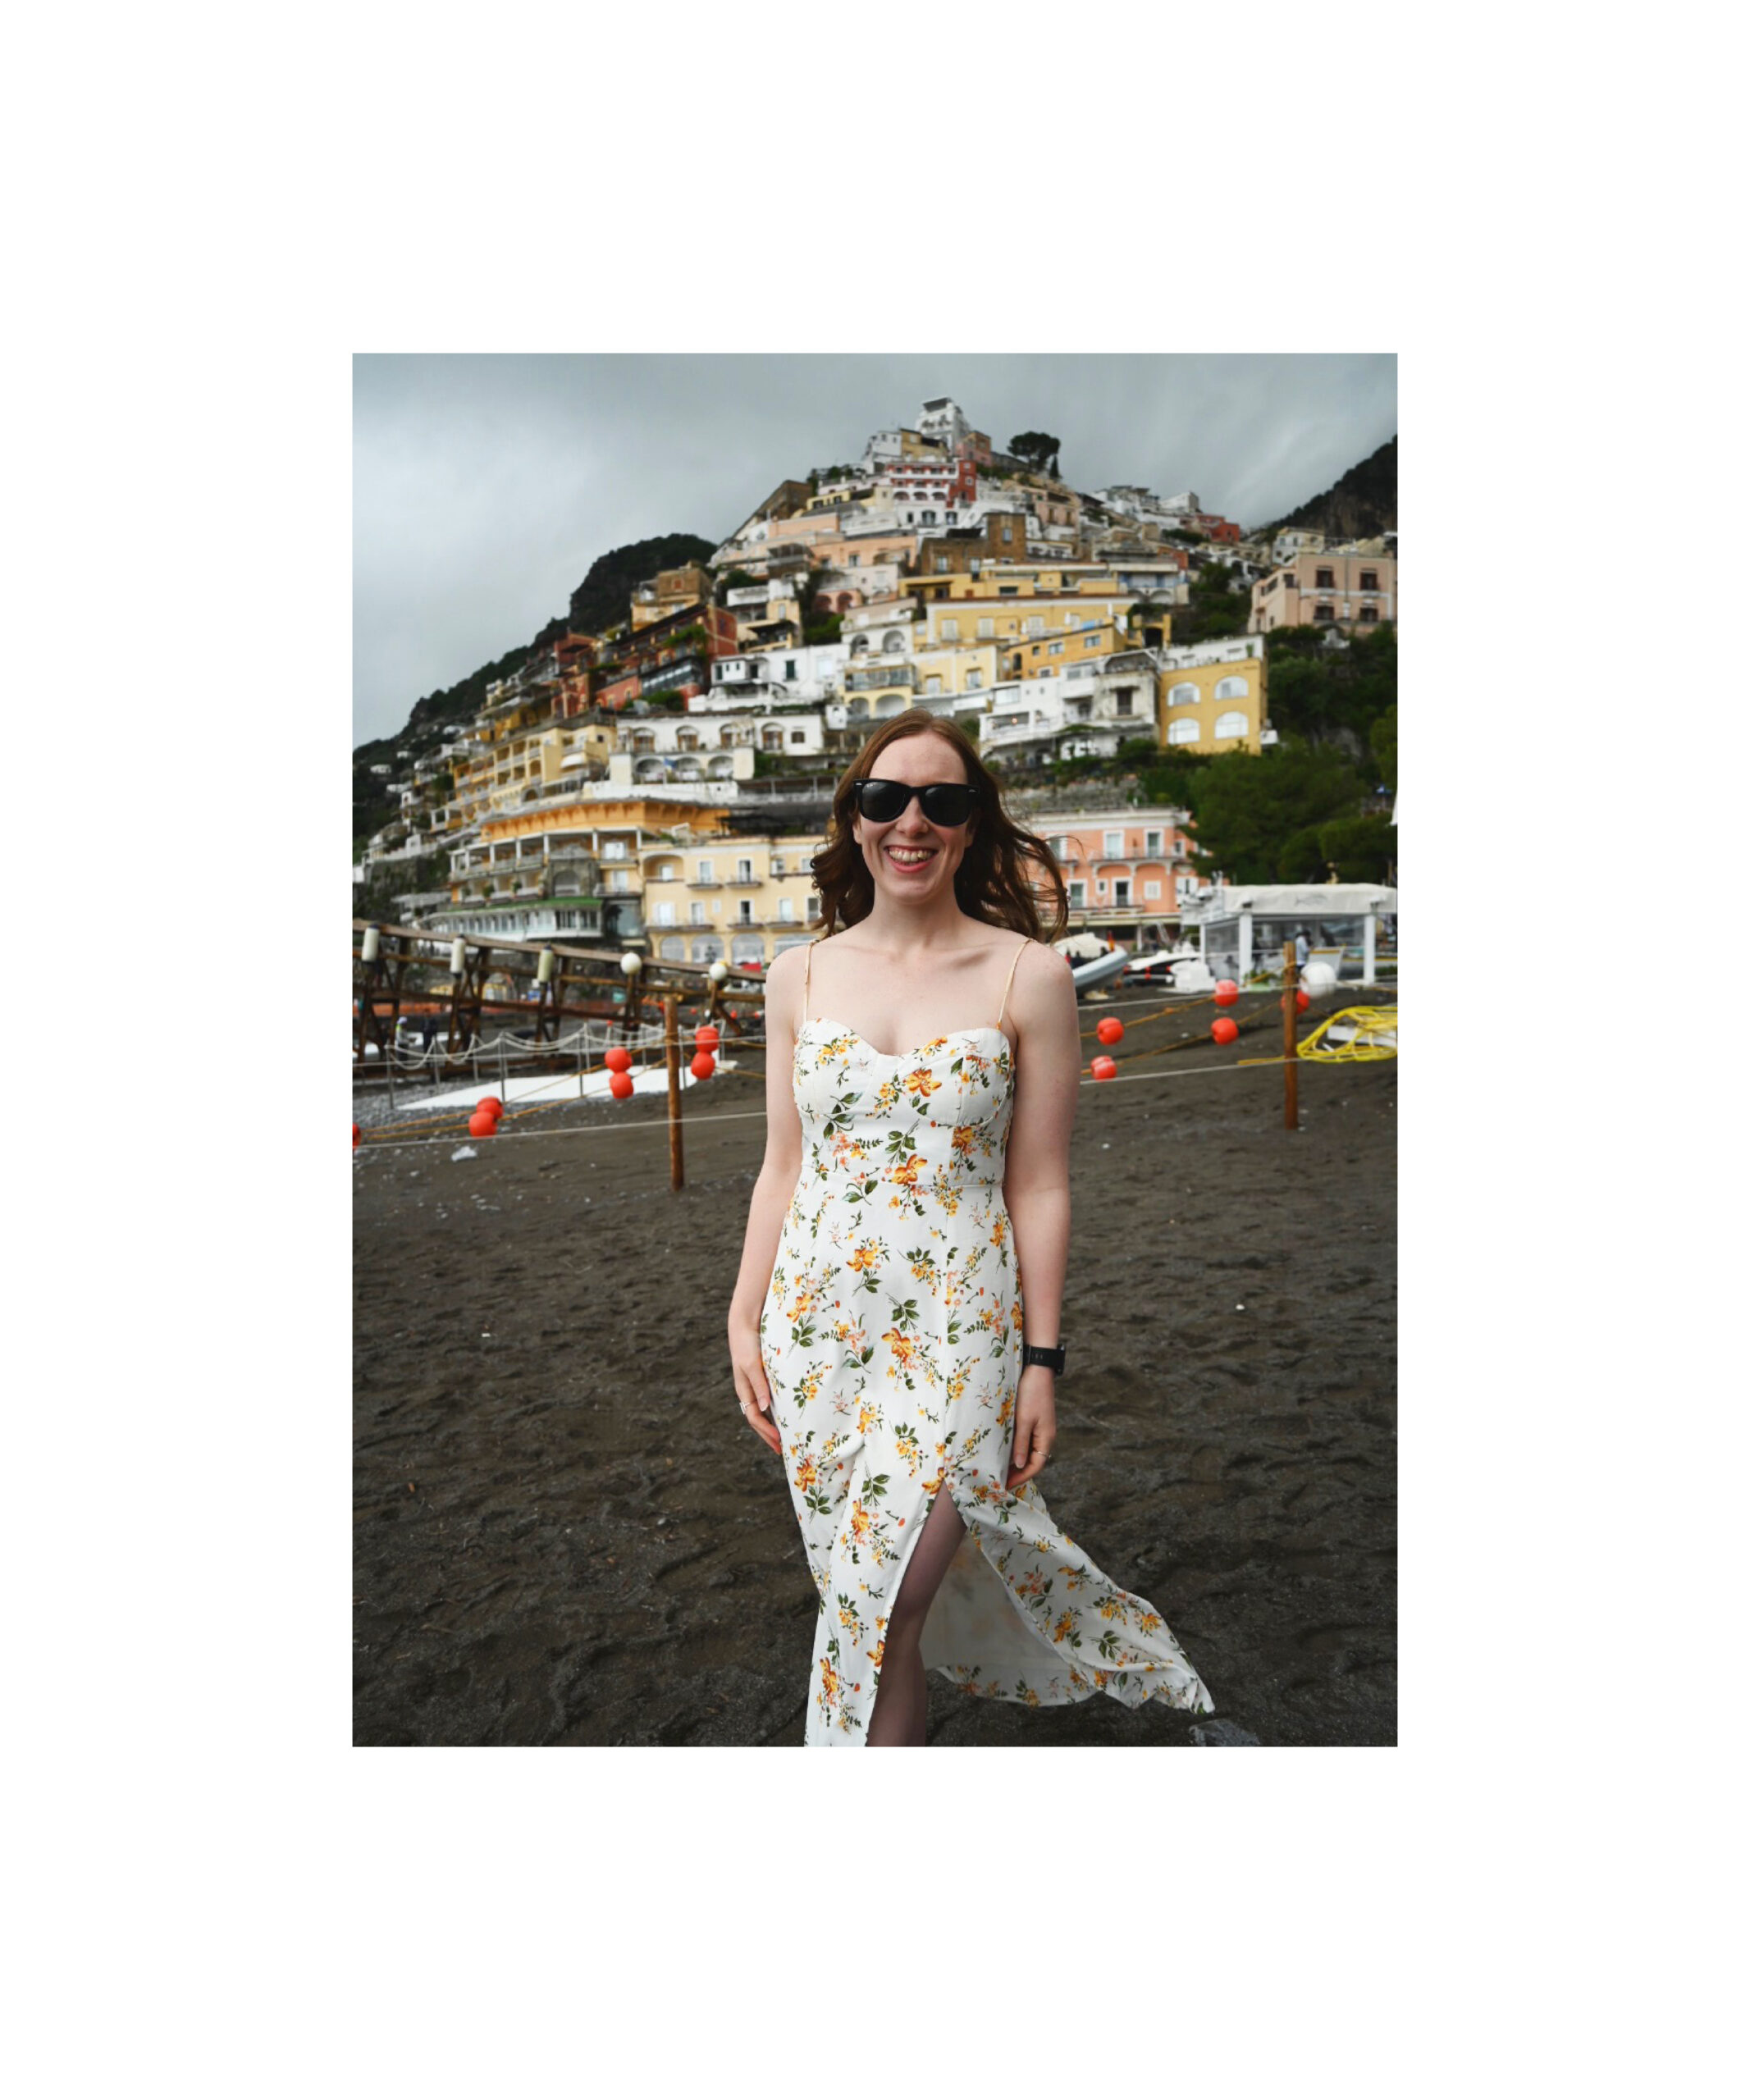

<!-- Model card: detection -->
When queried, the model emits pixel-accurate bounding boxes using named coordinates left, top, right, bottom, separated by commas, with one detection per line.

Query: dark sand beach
left=353, top=995, right=1396, bottom=1747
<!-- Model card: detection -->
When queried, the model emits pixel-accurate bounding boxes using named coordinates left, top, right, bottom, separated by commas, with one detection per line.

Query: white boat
left=1053, top=933, right=1131, bottom=997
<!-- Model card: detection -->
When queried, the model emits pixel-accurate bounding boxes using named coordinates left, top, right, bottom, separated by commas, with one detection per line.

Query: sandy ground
left=353, top=992, right=1396, bottom=1747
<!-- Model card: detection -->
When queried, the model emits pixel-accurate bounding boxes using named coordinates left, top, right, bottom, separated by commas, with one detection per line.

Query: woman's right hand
left=729, top=1317, right=783, bottom=1455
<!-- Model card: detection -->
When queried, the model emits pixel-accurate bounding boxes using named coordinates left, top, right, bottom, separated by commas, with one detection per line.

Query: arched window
left=883, top=631, right=904, bottom=655
left=1213, top=711, right=1249, bottom=739
left=659, top=937, right=685, bottom=961
left=1213, top=675, right=1249, bottom=700
left=1167, top=682, right=1199, bottom=706
left=692, top=938, right=724, bottom=965
left=850, top=633, right=869, bottom=655
left=730, top=934, right=765, bottom=965
left=1167, top=719, right=1201, bottom=746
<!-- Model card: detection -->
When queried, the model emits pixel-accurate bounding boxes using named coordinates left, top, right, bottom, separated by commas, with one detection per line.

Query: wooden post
left=663, top=994, right=684, bottom=1192
left=1283, top=941, right=1300, bottom=1131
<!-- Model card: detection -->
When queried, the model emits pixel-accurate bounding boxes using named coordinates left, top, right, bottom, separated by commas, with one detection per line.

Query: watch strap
left=1021, top=1341, right=1067, bottom=1373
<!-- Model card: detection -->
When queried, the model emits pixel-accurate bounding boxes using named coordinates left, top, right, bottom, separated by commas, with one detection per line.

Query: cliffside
left=1258, top=436, right=1396, bottom=541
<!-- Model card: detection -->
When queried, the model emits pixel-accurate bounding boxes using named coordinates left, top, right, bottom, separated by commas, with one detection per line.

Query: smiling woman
left=724, top=708, right=1216, bottom=1747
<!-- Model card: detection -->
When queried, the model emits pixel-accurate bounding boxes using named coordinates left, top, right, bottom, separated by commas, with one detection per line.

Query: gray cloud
left=353, top=353, right=1395, bottom=746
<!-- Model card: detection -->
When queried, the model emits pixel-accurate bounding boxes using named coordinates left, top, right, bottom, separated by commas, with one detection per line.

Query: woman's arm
left=726, top=943, right=808, bottom=1453
left=1001, top=940, right=1081, bottom=1487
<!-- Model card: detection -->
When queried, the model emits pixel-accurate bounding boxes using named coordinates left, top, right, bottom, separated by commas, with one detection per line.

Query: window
left=976, top=619, right=994, bottom=639
left=1048, top=641, right=1063, bottom=656
left=1314, top=604, right=1335, bottom=623
left=738, top=901, right=753, bottom=924
left=696, top=858, right=713, bottom=882
left=1167, top=719, right=1201, bottom=745
left=1213, top=675, right=1248, bottom=700
left=1168, top=682, right=1199, bottom=706
left=655, top=902, right=677, bottom=926
left=736, top=858, right=753, bottom=883
left=1114, top=880, right=1131, bottom=906
left=1214, top=710, right=1249, bottom=739
left=1000, top=524, right=1013, bottom=542
left=790, top=728, right=806, bottom=743
left=1144, top=880, right=1161, bottom=900
left=1315, top=567, right=1336, bottom=588
left=966, top=670, right=982, bottom=691
left=1068, top=880, right=1086, bottom=906
left=1026, top=617, right=1044, bottom=637
left=943, top=618, right=960, bottom=641
left=1358, top=605, right=1379, bottom=623
left=925, top=675, right=943, bottom=695
left=779, top=897, right=794, bottom=921
left=1115, top=687, right=1135, bottom=716
left=934, top=556, right=949, bottom=573
left=785, top=660, right=797, bottom=679
left=1145, top=829, right=1163, bottom=855
left=1359, top=570, right=1378, bottom=591
left=1104, top=829, right=1123, bottom=856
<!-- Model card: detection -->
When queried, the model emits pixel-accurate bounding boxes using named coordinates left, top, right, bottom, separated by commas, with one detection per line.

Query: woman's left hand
left=1007, top=1367, right=1057, bottom=1489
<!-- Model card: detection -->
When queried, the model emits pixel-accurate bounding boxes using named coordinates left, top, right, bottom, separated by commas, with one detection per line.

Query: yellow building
left=641, top=831, right=827, bottom=969
left=1003, top=618, right=1126, bottom=682
left=1157, top=638, right=1268, bottom=755
left=631, top=564, right=712, bottom=629
left=902, top=570, right=1140, bottom=653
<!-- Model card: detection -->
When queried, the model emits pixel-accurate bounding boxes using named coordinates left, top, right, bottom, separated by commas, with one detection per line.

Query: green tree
left=1315, top=815, right=1396, bottom=883
left=1369, top=704, right=1397, bottom=792
left=1167, top=562, right=1251, bottom=647
left=1008, top=431, right=1062, bottom=474
left=1188, top=743, right=1365, bottom=883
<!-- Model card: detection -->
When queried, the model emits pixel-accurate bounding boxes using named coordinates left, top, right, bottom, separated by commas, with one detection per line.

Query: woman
left=726, top=710, right=1213, bottom=1746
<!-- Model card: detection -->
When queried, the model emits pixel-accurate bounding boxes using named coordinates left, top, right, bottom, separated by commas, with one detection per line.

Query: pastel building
left=1250, top=551, right=1397, bottom=633
left=1035, top=810, right=1208, bottom=933
left=641, top=832, right=828, bottom=970
left=1158, top=634, right=1268, bottom=753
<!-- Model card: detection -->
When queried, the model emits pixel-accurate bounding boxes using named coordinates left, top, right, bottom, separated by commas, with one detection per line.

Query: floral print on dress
left=758, top=980, right=1214, bottom=1747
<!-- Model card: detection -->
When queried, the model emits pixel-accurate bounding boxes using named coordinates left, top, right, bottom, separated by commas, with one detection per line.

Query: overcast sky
left=353, top=353, right=1396, bottom=746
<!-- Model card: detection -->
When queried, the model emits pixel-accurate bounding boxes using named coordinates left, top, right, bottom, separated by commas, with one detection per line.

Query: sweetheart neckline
left=797, top=1016, right=1013, bottom=1064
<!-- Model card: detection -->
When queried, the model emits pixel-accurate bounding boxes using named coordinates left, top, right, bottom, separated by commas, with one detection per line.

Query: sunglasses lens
left=921, top=785, right=975, bottom=825
left=857, top=779, right=909, bottom=821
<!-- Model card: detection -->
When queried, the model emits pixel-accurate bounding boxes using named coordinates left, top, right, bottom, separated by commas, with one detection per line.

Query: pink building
left=1250, top=551, right=1397, bottom=633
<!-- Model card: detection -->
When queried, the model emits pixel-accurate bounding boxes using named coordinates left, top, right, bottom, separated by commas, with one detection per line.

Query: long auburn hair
left=811, top=710, right=1067, bottom=940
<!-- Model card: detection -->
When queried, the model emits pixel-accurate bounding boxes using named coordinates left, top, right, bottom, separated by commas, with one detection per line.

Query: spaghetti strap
left=802, top=938, right=815, bottom=1023
left=996, top=934, right=1029, bottom=1029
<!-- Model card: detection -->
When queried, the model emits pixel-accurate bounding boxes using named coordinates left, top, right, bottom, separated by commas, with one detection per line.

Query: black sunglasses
left=852, top=777, right=978, bottom=827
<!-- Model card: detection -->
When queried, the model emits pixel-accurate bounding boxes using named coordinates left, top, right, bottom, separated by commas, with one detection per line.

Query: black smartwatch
left=1021, top=1341, right=1067, bottom=1373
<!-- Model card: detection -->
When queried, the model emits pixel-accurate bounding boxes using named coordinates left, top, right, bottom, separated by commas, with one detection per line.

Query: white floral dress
left=760, top=934, right=1214, bottom=1746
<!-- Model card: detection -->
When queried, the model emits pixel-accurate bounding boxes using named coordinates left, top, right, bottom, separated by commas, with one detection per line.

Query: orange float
left=477, top=1094, right=503, bottom=1117
left=695, top=1024, right=720, bottom=1051
left=468, top=1109, right=498, bottom=1137
left=1213, top=980, right=1240, bottom=1007
left=609, top=1070, right=635, bottom=1101
left=1281, top=988, right=1311, bottom=1013
left=352, top=1123, right=360, bottom=1149
left=603, top=1047, right=632, bottom=1073
left=1090, top=1054, right=1117, bottom=1081
left=1212, top=1016, right=1240, bottom=1046
left=690, top=1051, right=716, bottom=1080
left=1096, top=1016, right=1124, bottom=1046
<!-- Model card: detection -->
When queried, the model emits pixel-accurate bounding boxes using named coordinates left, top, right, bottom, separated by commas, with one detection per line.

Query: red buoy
left=603, top=1047, right=632, bottom=1073
left=1213, top=980, right=1240, bottom=1007
left=352, top=1122, right=360, bottom=1148
left=1090, top=1054, right=1117, bottom=1081
left=1211, top=1016, right=1240, bottom=1047
left=695, top=1024, right=720, bottom=1051
left=690, top=1050, right=716, bottom=1080
left=1096, top=1016, right=1124, bottom=1046
left=477, top=1094, right=503, bottom=1120
left=468, top=1109, right=498, bottom=1137
left=1281, top=988, right=1311, bottom=1013
left=609, top=1070, right=635, bottom=1101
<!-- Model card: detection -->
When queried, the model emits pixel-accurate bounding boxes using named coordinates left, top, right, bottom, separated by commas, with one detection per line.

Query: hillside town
left=353, top=398, right=1397, bottom=970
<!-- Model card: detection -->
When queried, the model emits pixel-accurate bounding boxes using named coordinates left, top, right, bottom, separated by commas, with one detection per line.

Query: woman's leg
left=866, top=1485, right=966, bottom=1747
